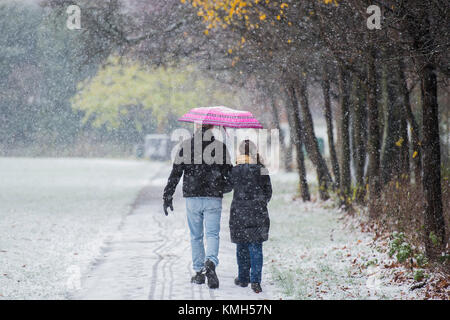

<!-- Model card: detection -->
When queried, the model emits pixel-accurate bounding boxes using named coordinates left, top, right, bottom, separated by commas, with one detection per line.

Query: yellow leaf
left=395, top=137, right=404, bottom=147
left=412, top=151, right=418, bottom=158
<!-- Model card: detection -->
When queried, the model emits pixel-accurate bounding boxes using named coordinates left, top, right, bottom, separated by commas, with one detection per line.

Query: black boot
left=251, top=283, right=262, bottom=293
left=204, top=260, right=219, bottom=289
left=234, top=277, right=248, bottom=287
left=191, top=271, right=205, bottom=284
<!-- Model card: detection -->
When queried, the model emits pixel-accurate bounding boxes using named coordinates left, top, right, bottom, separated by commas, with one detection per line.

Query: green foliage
left=414, top=253, right=428, bottom=268
left=413, top=269, right=427, bottom=282
left=428, top=231, right=439, bottom=247
left=364, top=258, right=378, bottom=268
left=442, top=165, right=450, bottom=180
left=438, top=253, right=450, bottom=264
left=72, top=56, right=239, bottom=133
left=388, top=232, right=413, bottom=263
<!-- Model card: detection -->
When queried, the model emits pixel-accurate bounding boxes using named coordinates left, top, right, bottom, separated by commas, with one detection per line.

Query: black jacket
left=229, top=161, right=272, bottom=243
left=163, top=130, right=233, bottom=200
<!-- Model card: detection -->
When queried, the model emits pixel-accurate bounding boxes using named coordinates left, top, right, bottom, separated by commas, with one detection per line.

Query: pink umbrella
left=178, top=106, right=263, bottom=129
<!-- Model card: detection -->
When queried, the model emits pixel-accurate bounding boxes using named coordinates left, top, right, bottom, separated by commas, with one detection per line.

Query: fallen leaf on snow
left=436, top=279, right=448, bottom=289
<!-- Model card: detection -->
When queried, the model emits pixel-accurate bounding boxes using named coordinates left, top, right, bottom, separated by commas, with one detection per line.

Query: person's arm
left=163, top=163, right=183, bottom=201
left=162, top=146, right=185, bottom=215
left=261, top=168, right=272, bottom=203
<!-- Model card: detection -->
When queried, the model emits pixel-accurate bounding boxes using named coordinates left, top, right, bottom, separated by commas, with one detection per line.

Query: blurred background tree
left=72, top=55, right=239, bottom=141
left=0, top=1, right=100, bottom=155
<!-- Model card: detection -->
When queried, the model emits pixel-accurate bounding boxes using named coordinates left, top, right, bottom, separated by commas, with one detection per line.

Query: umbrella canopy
left=178, top=106, right=263, bottom=129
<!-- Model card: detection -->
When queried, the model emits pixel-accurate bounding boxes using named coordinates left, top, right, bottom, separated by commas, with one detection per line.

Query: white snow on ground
left=0, top=158, right=426, bottom=300
left=73, top=166, right=277, bottom=300
left=264, top=173, right=423, bottom=299
left=0, top=158, right=161, bottom=299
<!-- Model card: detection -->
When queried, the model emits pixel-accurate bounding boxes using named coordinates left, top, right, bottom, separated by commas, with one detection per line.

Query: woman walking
left=229, top=140, right=272, bottom=293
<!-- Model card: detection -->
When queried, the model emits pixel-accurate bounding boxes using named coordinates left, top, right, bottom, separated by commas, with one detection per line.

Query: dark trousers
left=236, top=242, right=263, bottom=284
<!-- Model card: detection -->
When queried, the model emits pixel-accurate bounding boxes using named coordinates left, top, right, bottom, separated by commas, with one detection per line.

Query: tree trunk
left=398, top=59, right=421, bottom=184
left=270, top=96, right=289, bottom=171
left=406, top=10, right=447, bottom=259
left=338, top=65, right=351, bottom=207
left=351, top=74, right=367, bottom=203
left=284, top=135, right=294, bottom=172
left=381, top=61, right=402, bottom=184
left=285, top=85, right=310, bottom=201
left=366, top=47, right=381, bottom=218
left=322, top=64, right=340, bottom=189
left=420, top=63, right=446, bottom=260
left=398, top=104, right=410, bottom=178
left=297, top=74, right=332, bottom=200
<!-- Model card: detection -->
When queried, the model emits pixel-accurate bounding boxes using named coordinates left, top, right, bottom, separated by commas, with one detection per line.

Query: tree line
left=3, top=0, right=448, bottom=261
left=173, top=0, right=449, bottom=261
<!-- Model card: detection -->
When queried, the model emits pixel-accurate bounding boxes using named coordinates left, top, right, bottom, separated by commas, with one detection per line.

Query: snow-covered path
left=72, top=168, right=277, bottom=300
left=1, top=158, right=424, bottom=300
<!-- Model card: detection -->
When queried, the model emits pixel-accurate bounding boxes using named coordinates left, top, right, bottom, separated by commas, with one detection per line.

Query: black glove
left=163, top=196, right=173, bottom=216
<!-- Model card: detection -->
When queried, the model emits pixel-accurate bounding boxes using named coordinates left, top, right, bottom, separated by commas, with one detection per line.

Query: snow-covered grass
left=0, top=158, right=160, bottom=299
left=263, top=171, right=422, bottom=300
left=0, top=158, right=434, bottom=300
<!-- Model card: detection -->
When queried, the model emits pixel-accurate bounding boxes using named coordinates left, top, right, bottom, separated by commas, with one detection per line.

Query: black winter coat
left=163, top=130, right=233, bottom=200
left=229, top=162, right=272, bottom=243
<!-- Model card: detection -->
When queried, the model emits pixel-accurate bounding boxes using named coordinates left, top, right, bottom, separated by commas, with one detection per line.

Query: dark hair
left=239, top=139, right=264, bottom=165
left=194, top=124, right=213, bottom=131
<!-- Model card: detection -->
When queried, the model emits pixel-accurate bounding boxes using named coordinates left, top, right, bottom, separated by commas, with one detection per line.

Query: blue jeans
left=186, top=197, right=222, bottom=272
left=236, top=243, right=263, bottom=284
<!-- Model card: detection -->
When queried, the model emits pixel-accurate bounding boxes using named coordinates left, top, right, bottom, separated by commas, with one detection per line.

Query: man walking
left=163, top=125, right=232, bottom=289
